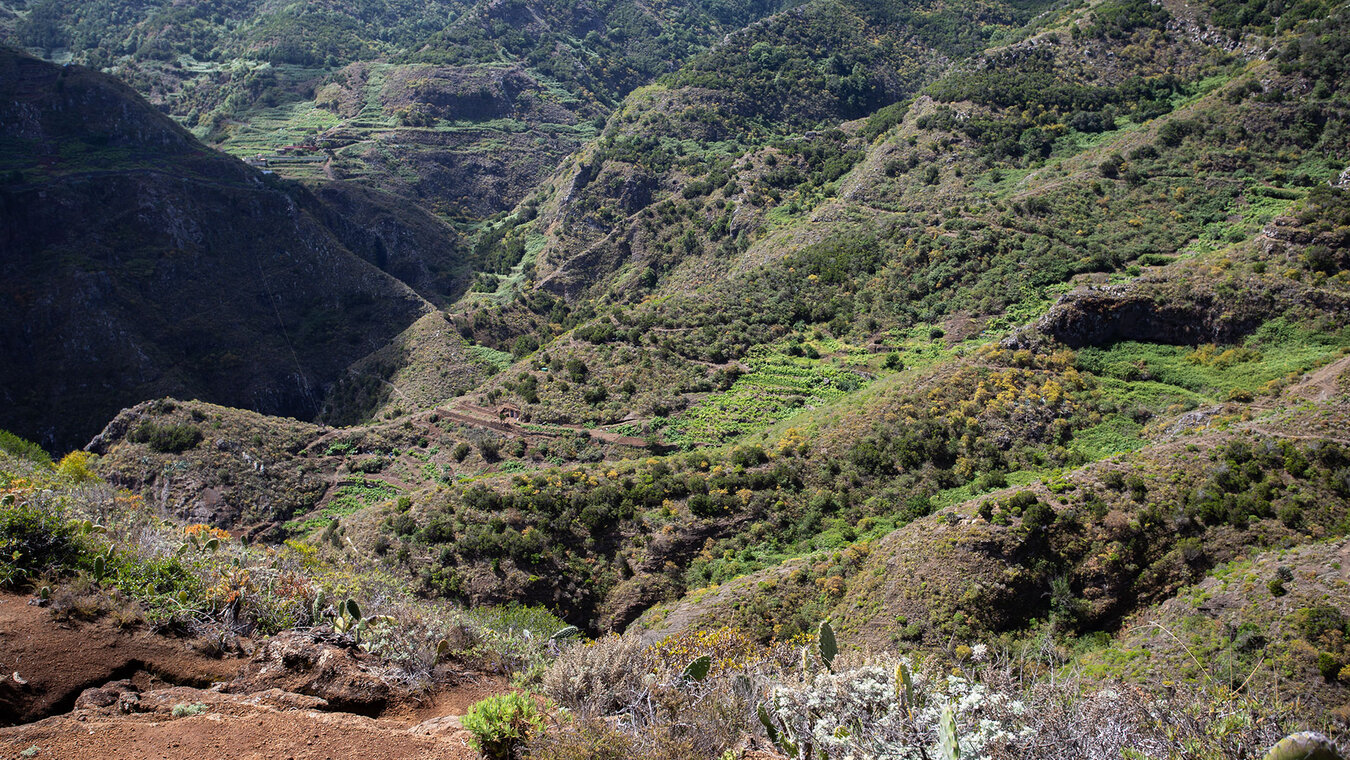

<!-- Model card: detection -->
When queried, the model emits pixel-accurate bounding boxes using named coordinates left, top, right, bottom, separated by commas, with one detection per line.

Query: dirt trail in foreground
left=0, top=594, right=243, bottom=724
left=0, top=595, right=497, bottom=759
left=1, top=701, right=479, bottom=760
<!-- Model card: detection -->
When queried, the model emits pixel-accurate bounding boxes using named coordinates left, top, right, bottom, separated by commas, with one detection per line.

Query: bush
left=0, top=430, right=50, bottom=464
left=1297, top=605, right=1346, bottom=644
left=1004, top=490, right=1039, bottom=513
left=0, top=496, right=84, bottom=588
left=976, top=471, right=1008, bottom=491
left=542, top=634, right=650, bottom=715
left=171, top=703, right=209, bottom=718
left=1318, top=652, right=1341, bottom=682
left=462, top=692, right=544, bottom=760
left=729, top=446, right=768, bottom=469
left=478, top=438, right=502, bottom=462
left=526, top=718, right=635, bottom=760
left=56, top=451, right=97, bottom=482
left=130, top=422, right=203, bottom=453
left=1022, top=500, right=1055, bottom=532
left=349, top=457, right=388, bottom=474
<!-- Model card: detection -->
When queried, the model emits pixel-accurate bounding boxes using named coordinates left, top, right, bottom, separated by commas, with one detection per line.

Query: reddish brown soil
left=0, top=595, right=502, bottom=759
left=0, top=594, right=242, bottom=724
left=0, top=699, right=479, bottom=760
left=377, top=674, right=507, bottom=725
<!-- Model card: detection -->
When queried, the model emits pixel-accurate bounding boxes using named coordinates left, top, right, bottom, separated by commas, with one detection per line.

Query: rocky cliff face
left=1030, top=287, right=1259, bottom=348
left=0, top=48, right=469, bottom=451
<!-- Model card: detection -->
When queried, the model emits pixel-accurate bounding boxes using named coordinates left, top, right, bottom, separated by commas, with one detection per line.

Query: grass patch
left=1070, top=417, right=1147, bottom=460
left=666, top=342, right=870, bottom=446
left=469, top=344, right=515, bottom=373
left=285, top=478, right=400, bottom=533
left=1077, top=319, right=1350, bottom=400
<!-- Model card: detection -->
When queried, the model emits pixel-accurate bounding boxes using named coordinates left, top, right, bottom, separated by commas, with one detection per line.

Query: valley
left=1, top=0, right=1349, bottom=755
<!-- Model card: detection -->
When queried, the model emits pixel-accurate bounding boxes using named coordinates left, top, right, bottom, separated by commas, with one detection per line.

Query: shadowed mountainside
left=0, top=47, right=479, bottom=451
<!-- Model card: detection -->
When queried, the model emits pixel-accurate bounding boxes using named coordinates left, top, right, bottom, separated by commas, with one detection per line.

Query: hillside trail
left=0, top=595, right=500, bottom=760
left=1241, top=355, right=1350, bottom=443
left=1284, top=355, right=1350, bottom=403
left=441, top=402, right=652, bottom=447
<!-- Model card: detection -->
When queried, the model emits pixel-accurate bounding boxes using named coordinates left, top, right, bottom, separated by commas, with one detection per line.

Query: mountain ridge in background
left=0, top=46, right=486, bottom=451
left=1, top=0, right=1350, bottom=753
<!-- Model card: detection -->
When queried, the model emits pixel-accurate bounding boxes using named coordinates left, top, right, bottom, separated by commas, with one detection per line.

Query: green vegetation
left=284, top=478, right=401, bottom=534
left=1078, top=321, right=1350, bottom=399
left=0, top=430, right=51, bottom=465
left=667, top=345, right=867, bottom=446
left=128, top=421, right=203, bottom=454
left=0, top=448, right=568, bottom=680
left=5, top=0, right=1350, bottom=753
left=462, top=692, right=545, bottom=760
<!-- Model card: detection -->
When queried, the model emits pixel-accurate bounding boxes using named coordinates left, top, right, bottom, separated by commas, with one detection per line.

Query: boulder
left=73, top=680, right=137, bottom=710
left=227, top=631, right=390, bottom=715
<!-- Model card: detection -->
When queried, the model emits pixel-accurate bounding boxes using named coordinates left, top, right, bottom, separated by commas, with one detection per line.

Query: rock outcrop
left=1028, top=286, right=1262, bottom=348
left=226, top=631, right=391, bottom=715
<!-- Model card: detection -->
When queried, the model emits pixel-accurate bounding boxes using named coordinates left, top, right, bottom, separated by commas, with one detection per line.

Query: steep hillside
left=457, top=0, right=1349, bottom=435
left=231, top=0, right=1350, bottom=701
left=0, top=47, right=480, bottom=451
left=2, top=0, right=799, bottom=219
left=3, top=0, right=1350, bottom=754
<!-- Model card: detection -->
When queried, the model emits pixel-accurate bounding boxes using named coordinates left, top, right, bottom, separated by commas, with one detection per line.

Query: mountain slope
left=4, top=0, right=1350, bottom=743
left=2, top=0, right=802, bottom=220
left=0, top=47, right=482, bottom=451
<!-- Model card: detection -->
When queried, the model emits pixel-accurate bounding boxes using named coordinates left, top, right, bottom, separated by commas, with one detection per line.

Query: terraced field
left=208, top=62, right=597, bottom=219
left=666, top=345, right=871, bottom=446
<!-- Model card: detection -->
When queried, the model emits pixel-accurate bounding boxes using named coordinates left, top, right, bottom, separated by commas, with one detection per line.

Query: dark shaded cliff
left=0, top=48, right=466, bottom=451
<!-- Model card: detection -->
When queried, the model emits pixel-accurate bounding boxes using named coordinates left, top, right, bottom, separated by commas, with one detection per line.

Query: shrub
left=56, top=451, right=97, bottom=482
left=1297, top=605, right=1346, bottom=644
left=729, top=446, right=768, bottom=469
left=1317, top=652, right=1341, bottom=682
left=976, top=471, right=1008, bottom=491
left=542, top=634, right=650, bottom=715
left=349, top=457, right=388, bottom=474
left=171, top=702, right=209, bottom=718
left=1022, top=500, right=1055, bottom=532
left=462, top=692, right=544, bottom=760
left=130, top=422, right=203, bottom=453
left=1004, top=490, right=1039, bottom=513
left=0, top=430, right=50, bottom=464
left=478, top=438, right=502, bottom=462
left=526, top=718, right=635, bottom=760
left=1101, top=471, right=1126, bottom=490
left=0, top=496, right=84, bottom=588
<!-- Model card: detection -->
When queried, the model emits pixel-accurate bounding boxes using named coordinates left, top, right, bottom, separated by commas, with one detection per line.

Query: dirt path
left=0, top=596, right=503, bottom=759
left=0, top=595, right=243, bottom=725
left=1285, top=355, right=1350, bottom=402
left=1, top=698, right=480, bottom=760
left=444, top=403, right=652, bottom=447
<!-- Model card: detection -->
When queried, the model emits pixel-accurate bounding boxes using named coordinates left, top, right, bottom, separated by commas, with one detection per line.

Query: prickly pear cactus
left=818, top=619, right=837, bottom=672
left=1264, top=732, right=1344, bottom=760
left=680, top=655, right=712, bottom=684
left=311, top=590, right=326, bottom=624
left=895, top=660, right=915, bottom=714
left=938, top=704, right=960, bottom=760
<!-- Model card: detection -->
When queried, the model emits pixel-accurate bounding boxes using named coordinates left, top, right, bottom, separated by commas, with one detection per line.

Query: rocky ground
left=0, top=595, right=502, bottom=759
